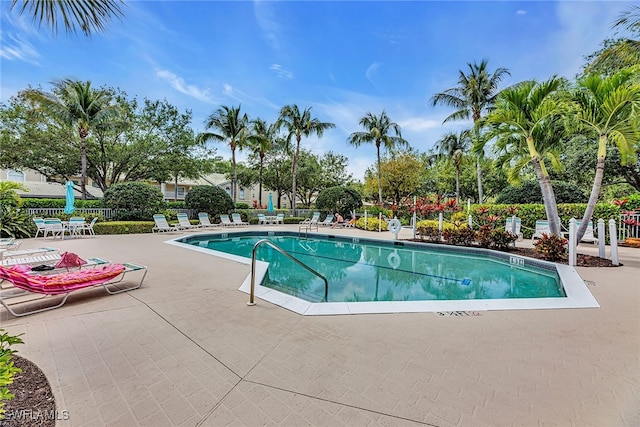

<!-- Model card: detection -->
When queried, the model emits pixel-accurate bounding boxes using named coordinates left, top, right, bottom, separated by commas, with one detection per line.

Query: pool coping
left=166, top=230, right=600, bottom=315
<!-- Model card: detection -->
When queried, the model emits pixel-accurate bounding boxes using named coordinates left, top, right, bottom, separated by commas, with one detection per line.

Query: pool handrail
left=249, top=239, right=329, bottom=305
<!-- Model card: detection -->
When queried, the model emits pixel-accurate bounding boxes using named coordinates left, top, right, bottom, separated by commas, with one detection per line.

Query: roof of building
left=15, top=182, right=104, bottom=199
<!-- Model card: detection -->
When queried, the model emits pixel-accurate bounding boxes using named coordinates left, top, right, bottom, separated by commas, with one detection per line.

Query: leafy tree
left=496, top=181, right=586, bottom=204
left=319, top=151, right=354, bottom=188
left=22, top=79, right=120, bottom=199
left=10, top=0, right=125, bottom=36
left=486, top=77, right=569, bottom=235
left=277, top=105, right=334, bottom=212
left=197, top=105, right=249, bottom=207
left=431, top=60, right=510, bottom=202
left=262, top=140, right=292, bottom=209
left=570, top=68, right=640, bottom=241
left=102, top=181, right=165, bottom=220
left=295, top=150, right=323, bottom=208
left=364, top=150, right=424, bottom=205
left=184, top=185, right=233, bottom=217
left=347, top=111, right=407, bottom=204
left=433, top=130, right=471, bottom=203
left=315, top=186, right=363, bottom=216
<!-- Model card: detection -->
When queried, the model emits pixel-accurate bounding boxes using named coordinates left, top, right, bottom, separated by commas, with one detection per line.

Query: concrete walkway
left=2, top=226, right=639, bottom=426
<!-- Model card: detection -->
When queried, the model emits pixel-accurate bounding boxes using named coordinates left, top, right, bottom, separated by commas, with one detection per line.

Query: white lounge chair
left=319, top=214, right=334, bottom=227
left=532, top=220, right=552, bottom=239
left=197, top=213, right=218, bottom=229
left=275, top=213, right=285, bottom=224
left=33, top=218, right=47, bottom=239
left=176, top=213, right=201, bottom=231
left=569, top=220, right=598, bottom=245
left=2, top=247, right=59, bottom=260
left=505, top=217, right=523, bottom=241
left=219, top=214, right=235, bottom=227
left=152, top=214, right=185, bottom=233
left=231, top=213, right=248, bottom=226
left=299, top=212, right=320, bottom=233
left=257, top=214, right=269, bottom=225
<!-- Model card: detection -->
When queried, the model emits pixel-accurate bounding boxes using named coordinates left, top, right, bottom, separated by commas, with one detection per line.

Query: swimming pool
left=170, top=231, right=599, bottom=315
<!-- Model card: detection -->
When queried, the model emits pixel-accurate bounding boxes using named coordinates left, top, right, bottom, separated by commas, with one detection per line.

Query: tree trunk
left=231, top=146, right=237, bottom=209
left=80, top=134, right=88, bottom=200
left=533, top=159, right=561, bottom=235
left=455, top=166, right=460, bottom=204
left=174, top=175, right=178, bottom=201
left=291, top=136, right=301, bottom=215
left=376, top=141, right=383, bottom=205
left=578, top=135, right=607, bottom=242
left=258, top=154, right=264, bottom=207
left=476, top=158, right=483, bottom=203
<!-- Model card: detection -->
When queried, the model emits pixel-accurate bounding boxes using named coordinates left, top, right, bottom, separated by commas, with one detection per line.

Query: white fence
left=619, top=212, right=640, bottom=240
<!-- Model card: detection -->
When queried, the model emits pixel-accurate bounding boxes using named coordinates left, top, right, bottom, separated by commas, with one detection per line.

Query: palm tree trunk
left=455, top=166, right=460, bottom=204
left=376, top=142, right=383, bottom=205
left=258, top=155, right=264, bottom=207
left=174, top=175, right=178, bottom=201
left=533, top=159, right=561, bottom=235
left=476, top=159, right=483, bottom=203
left=578, top=135, right=607, bottom=242
left=231, top=147, right=237, bottom=208
left=291, top=137, right=300, bottom=215
left=80, top=136, right=88, bottom=200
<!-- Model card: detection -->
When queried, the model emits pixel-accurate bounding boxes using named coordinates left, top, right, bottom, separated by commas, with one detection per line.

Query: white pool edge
left=166, top=235, right=600, bottom=316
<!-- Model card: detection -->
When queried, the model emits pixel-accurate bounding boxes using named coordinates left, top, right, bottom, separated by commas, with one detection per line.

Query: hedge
left=93, top=221, right=156, bottom=235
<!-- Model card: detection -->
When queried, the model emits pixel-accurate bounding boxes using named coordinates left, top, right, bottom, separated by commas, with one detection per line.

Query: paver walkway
left=2, top=226, right=639, bottom=426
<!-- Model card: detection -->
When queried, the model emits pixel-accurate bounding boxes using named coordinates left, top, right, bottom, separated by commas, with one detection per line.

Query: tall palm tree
left=486, top=77, right=569, bottom=235
left=431, top=59, right=510, bottom=202
left=587, top=5, right=640, bottom=75
left=347, top=111, right=407, bottom=204
left=434, top=130, right=471, bottom=203
left=247, top=118, right=275, bottom=207
left=276, top=105, right=334, bottom=213
left=572, top=68, right=640, bottom=241
left=197, top=105, right=249, bottom=207
left=23, top=79, right=119, bottom=199
left=10, top=0, right=125, bottom=36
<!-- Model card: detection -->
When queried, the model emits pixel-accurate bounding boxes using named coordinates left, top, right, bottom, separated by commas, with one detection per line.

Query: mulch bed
left=0, top=356, right=56, bottom=427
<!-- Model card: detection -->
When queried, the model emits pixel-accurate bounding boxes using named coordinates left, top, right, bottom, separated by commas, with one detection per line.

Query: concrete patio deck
left=2, top=225, right=639, bottom=426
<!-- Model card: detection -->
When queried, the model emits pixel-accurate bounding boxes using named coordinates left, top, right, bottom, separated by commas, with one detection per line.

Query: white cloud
left=0, top=33, right=40, bottom=64
left=156, top=69, right=214, bottom=103
left=270, top=64, right=293, bottom=79
left=254, top=0, right=281, bottom=50
left=516, top=10, right=527, bottom=15
left=223, top=84, right=233, bottom=96
left=397, top=117, right=441, bottom=132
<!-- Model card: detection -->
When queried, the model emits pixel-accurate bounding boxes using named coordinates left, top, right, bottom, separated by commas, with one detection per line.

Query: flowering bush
left=533, top=234, right=568, bottom=261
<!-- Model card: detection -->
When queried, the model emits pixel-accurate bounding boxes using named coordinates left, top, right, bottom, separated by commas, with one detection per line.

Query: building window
left=177, top=187, right=185, bottom=196
left=6, top=170, right=25, bottom=182
left=239, top=189, right=245, bottom=200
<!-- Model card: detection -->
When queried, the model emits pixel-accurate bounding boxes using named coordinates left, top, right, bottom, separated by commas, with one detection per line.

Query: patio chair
left=566, top=220, right=598, bottom=245
left=319, top=214, right=334, bottom=227
left=257, top=214, right=268, bottom=225
left=33, top=218, right=47, bottom=239
left=219, top=214, right=234, bottom=227
left=152, top=214, right=185, bottom=233
left=275, top=213, right=285, bottom=224
left=505, top=217, right=523, bottom=241
left=0, top=262, right=147, bottom=317
left=43, top=218, right=67, bottom=239
left=81, top=217, right=98, bottom=236
left=68, top=216, right=86, bottom=238
left=197, top=212, right=218, bottom=229
left=299, top=212, right=320, bottom=233
left=176, top=213, right=201, bottom=231
left=532, top=220, right=552, bottom=240
left=231, top=213, right=248, bottom=226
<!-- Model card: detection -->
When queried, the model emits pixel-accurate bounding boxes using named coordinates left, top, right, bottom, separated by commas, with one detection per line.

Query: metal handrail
left=248, top=239, right=329, bottom=305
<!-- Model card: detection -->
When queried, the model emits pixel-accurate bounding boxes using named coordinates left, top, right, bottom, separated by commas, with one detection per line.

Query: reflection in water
left=192, top=236, right=563, bottom=303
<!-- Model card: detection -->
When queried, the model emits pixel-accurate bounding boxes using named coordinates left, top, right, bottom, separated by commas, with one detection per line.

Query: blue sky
left=0, top=1, right=632, bottom=181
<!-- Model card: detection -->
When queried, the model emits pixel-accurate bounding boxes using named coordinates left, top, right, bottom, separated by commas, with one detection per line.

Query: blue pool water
left=180, top=232, right=565, bottom=303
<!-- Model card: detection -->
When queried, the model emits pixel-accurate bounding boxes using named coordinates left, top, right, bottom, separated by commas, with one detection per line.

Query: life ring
left=387, top=251, right=401, bottom=269
left=387, top=218, right=402, bottom=234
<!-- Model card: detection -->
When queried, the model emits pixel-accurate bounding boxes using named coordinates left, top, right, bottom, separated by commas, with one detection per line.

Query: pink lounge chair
left=0, top=262, right=147, bottom=317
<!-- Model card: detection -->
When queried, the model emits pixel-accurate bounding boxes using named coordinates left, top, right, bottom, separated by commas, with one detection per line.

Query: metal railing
left=619, top=212, right=640, bottom=240
left=248, top=239, right=328, bottom=305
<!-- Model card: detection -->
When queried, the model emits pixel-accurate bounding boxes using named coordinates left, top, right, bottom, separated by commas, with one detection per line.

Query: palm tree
left=247, top=118, right=275, bottom=207
left=587, top=6, right=640, bottom=75
left=571, top=68, right=640, bottom=241
left=197, top=105, right=248, bottom=207
left=434, top=130, right=471, bottom=203
left=431, top=60, right=510, bottom=202
left=10, top=0, right=125, bottom=36
left=486, top=77, right=569, bottom=235
left=23, top=79, right=119, bottom=199
left=347, top=111, right=407, bottom=205
left=276, top=105, right=334, bottom=213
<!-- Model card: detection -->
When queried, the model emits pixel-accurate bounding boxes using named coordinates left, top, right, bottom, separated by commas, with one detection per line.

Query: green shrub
left=417, top=225, right=441, bottom=242
left=21, top=198, right=103, bottom=208
left=533, top=234, right=568, bottom=261
left=496, top=181, right=586, bottom=204
left=0, top=328, right=24, bottom=420
left=0, top=208, right=35, bottom=238
left=93, top=221, right=155, bottom=235
left=355, top=217, right=388, bottom=231
left=103, top=182, right=165, bottom=221
left=236, top=202, right=250, bottom=209
left=315, top=186, right=363, bottom=217
left=185, top=186, right=233, bottom=216
left=442, top=227, right=475, bottom=246
left=166, top=201, right=186, bottom=209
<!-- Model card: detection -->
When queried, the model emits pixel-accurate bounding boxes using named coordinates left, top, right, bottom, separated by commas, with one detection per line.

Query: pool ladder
left=248, top=239, right=329, bottom=305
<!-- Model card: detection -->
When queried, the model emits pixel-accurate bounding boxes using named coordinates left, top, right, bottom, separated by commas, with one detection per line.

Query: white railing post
left=378, top=212, right=382, bottom=233
left=468, top=215, right=473, bottom=228
left=412, top=196, right=417, bottom=239
left=364, top=210, right=367, bottom=229
left=597, top=219, right=606, bottom=259
left=609, top=219, right=619, bottom=266
left=568, top=218, right=577, bottom=267
left=438, top=212, right=443, bottom=233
